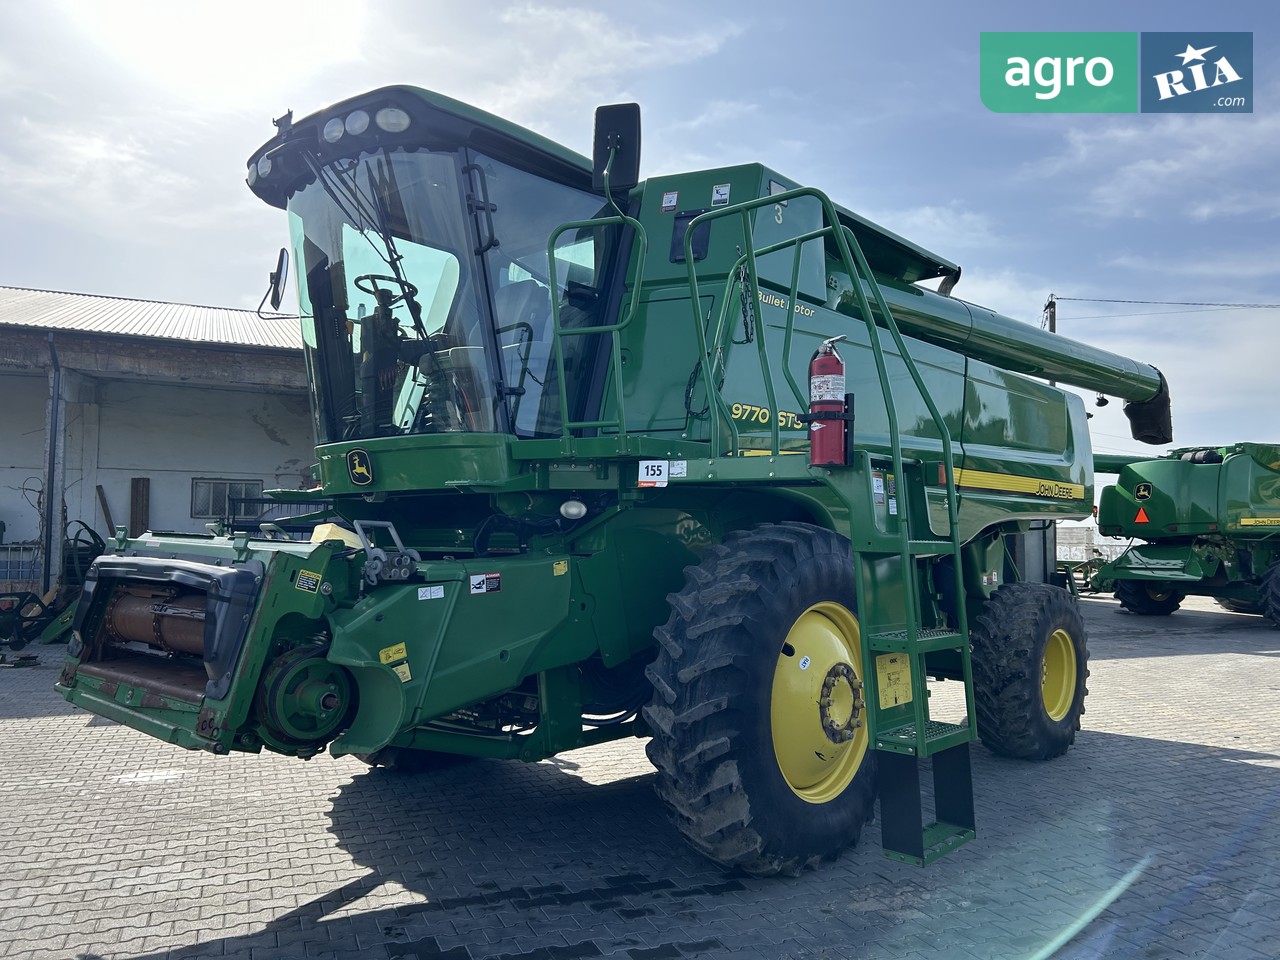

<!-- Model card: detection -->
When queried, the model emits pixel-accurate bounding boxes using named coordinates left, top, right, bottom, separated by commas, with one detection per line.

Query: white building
left=1, top=286, right=314, bottom=591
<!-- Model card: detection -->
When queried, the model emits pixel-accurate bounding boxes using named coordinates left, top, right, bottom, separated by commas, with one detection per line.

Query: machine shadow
left=112, top=726, right=1280, bottom=960
left=1078, top=597, right=1280, bottom=660
left=119, top=752, right=742, bottom=960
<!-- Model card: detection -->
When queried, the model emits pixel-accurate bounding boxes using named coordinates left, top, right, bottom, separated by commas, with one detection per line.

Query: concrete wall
left=0, top=373, right=48, bottom=544
left=62, top=378, right=314, bottom=536
left=1, top=328, right=313, bottom=587
left=1057, top=522, right=1128, bottom=562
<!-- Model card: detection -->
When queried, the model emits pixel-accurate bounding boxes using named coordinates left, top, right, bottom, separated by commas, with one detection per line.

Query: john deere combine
left=1093, top=444, right=1280, bottom=621
left=55, top=88, right=1173, bottom=875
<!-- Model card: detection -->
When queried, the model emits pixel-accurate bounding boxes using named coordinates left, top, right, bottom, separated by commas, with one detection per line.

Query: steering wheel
left=354, top=274, right=418, bottom=306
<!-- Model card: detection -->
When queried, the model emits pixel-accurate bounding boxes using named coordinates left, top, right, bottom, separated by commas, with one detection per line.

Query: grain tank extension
left=1093, top=443, right=1280, bottom=620
left=56, top=88, right=1172, bottom=875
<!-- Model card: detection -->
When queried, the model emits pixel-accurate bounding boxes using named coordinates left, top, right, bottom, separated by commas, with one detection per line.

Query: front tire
left=1115, top=579, right=1183, bottom=615
left=643, top=523, right=876, bottom=877
left=971, top=583, right=1089, bottom=760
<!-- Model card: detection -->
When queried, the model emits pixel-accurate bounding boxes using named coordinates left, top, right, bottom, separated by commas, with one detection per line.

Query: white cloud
left=1111, top=248, right=1280, bottom=282
left=1028, top=107, right=1280, bottom=222
left=1059, top=306, right=1275, bottom=453
left=374, top=5, right=737, bottom=140
left=863, top=203, right=1001, bottom=257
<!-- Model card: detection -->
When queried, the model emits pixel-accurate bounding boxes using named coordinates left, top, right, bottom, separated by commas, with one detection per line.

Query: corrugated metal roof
left=0, top=286, right=302, bottom=350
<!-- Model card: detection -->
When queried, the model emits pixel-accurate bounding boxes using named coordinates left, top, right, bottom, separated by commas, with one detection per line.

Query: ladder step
left=877, top=744, right=976, bottom=865
left=907, top=538, right=959, bottom=555
left=869, top=629, right=964, bottom=654
left=885, top=821, right=976, bottom=866
left=876, top=719, right=971, bottom=757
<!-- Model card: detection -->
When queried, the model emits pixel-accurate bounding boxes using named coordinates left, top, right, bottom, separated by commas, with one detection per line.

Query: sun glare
left=62, top=0, right=365, bottom=108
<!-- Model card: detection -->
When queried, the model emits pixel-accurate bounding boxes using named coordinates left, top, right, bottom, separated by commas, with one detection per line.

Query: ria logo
left=1141, top=32, right=1252, bottom=113
left=981, top=32, right=1253, bottom=114
left=1152, top=42, right=1243, bottom=101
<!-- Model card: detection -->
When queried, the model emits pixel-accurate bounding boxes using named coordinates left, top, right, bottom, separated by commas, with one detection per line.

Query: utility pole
left=1042, top=295, right=1056, bottom=387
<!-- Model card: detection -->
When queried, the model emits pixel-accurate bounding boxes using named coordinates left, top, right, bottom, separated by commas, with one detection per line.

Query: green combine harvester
left=1093, top=444, right=1280, bottom=621
left=55, top=88, right=1173, bottom=875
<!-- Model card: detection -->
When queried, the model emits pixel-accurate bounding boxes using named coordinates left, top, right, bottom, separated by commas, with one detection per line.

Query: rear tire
left=971, top=583, right=1089, bottom=760
left=643, top=523, right=877, bottom=877
left=1115, top=579, right=1183, bottom=615
left=1215, top=597, right=1262, bottom=616
left=1261, top=564, right=1280, bottom=628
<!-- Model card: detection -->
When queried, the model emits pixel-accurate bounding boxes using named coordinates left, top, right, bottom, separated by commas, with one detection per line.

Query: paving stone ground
left=2, top=594, right=1278, bottom=960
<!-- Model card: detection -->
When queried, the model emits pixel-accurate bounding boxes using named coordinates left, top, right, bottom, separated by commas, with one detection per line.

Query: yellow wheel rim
left=1041, top=628, right=1078, bottom=722
left=770, top=602, right=869, bottom=804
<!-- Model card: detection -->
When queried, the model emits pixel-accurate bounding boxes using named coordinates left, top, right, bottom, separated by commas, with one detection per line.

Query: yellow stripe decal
left=953, top=468, right=1086, bottom=501
left=1239, top=517, right=1280, bottom=527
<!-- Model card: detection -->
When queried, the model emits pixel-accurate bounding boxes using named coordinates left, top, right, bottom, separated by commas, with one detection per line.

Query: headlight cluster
left=322, top=106, right=411, bottom=143
left=248, top=105, right=413, bottom=186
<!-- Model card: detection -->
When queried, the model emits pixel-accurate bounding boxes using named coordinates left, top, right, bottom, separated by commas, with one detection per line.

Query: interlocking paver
left=3, top=595, right=1279, bottom=959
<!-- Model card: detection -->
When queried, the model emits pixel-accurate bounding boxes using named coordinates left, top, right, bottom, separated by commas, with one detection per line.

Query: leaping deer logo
left=347, top=449, right=374, bottom=485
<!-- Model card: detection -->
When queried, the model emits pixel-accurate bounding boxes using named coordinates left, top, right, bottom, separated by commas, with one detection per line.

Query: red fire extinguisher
left=808, top=335, right=849, bottom=466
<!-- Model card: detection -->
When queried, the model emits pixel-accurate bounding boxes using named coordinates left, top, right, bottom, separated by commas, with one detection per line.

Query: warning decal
left=296, top=570, right=321, bottom=594
left=470, top=572, right=501, bottom=595
left=876, top=653, right=913, bottom=709
left=379, top=642, right=407, bottom=665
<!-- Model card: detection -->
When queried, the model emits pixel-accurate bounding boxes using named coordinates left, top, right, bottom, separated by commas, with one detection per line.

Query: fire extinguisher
left=807, top=335, right=850, bottom=466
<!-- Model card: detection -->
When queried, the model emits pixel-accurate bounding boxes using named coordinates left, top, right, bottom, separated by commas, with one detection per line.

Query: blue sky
left=1, top=0, right=1276, bottom=455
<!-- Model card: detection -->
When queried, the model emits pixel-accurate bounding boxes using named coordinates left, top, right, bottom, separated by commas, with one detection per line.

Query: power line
left=1054, top=296, right=1280, bottom=308
left=1063, top=306, right=1233, bottom=320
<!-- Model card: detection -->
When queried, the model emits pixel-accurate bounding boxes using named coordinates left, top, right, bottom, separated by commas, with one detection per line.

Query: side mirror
left=592, top=103, right=641, bottom=194
left=268, top=248, right=289, bottom=311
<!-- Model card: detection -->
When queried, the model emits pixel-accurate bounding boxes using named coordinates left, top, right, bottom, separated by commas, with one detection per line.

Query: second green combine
left=1094, top=443, right=1280, bottom=621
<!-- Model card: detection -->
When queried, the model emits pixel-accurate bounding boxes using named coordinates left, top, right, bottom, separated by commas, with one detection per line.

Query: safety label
left=295, top=570, right=321, bottom=594
left=392, top=662, right=412, bottom=683
left=418, top=585, right=444, bottom=601
left=470, top=572, right=501, bottom=595
left=379, top=642, right=407, bottom=665
left=876, top=653, right=913, bottom=709
left=553, top=560, right=569, bottom=576
left=661, top=190, right=678, bottom=212
left=711, top=183, right=731, bottom=205
left=810, top=374, right=845, bottom=403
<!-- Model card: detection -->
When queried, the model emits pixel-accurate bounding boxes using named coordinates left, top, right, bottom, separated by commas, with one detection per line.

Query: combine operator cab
left=254, top=95, right=628, bottom=445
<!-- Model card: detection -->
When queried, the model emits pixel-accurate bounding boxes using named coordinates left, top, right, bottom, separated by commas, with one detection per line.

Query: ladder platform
left=875, top=719, right=971, bottom=757
left=869, top=628, right=964, bottom=654
left=906, top=538, right=959, bottom=555
left=884, top=820, right=976, bottom=866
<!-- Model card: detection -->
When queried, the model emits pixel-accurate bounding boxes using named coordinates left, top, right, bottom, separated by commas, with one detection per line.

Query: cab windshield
left=287, top=145, right=617, bottom=442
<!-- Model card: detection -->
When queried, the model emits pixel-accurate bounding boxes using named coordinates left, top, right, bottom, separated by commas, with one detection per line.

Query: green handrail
left=682, top=187, right=972, bottom=751
left=545, top=148, right=648, bottom=439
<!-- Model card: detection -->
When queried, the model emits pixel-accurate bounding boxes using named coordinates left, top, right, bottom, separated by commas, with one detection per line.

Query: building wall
left=62, top=378, right=314, bottom=536
left=1, top=317, right=312, bottom=588
left=0, top=373, right=48, bottom=544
